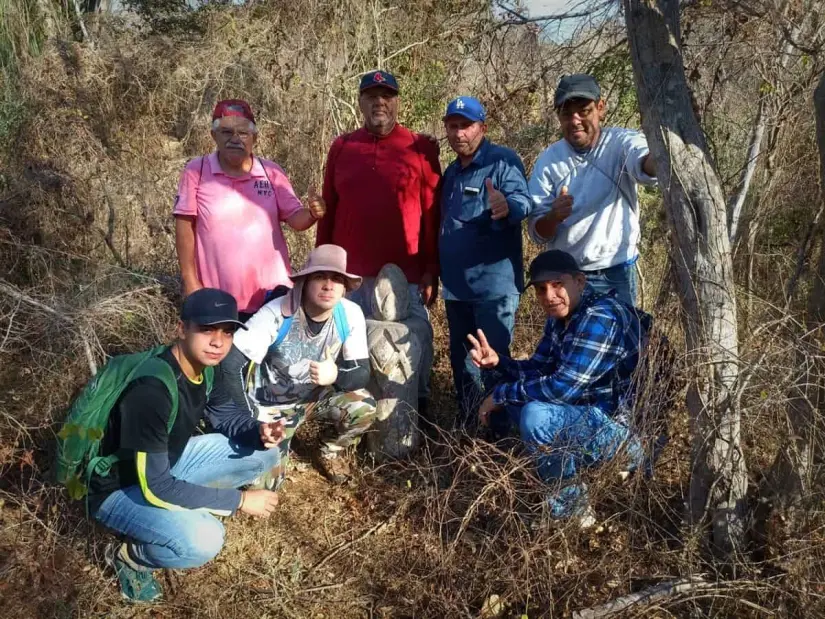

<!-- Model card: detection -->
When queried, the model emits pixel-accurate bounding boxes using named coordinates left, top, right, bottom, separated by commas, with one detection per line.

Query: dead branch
left=308, top=518, right=392, bottom=574
left=729, top=97, right=767, bottom=244
left=572, top=577, right=711, bottom=619
left=0, top=279, right=98, bottom=376
left=495, top=1, right=609, bottom=25
left=785, top=200, right=825, bottom=303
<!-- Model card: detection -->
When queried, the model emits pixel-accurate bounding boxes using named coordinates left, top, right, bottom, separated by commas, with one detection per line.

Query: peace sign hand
left=466, top=329, right=500, bottom=370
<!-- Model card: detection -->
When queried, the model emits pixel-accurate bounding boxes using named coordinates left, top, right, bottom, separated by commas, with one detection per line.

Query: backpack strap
left=333, top=302, right=350, bottom=342
left=132, top=356, right=181, bottom=434
left=272, top=315, right=294, bottom=350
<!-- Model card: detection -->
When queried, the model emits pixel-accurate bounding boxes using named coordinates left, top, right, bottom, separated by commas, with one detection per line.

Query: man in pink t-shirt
left=174, top=99, right=325, bottom=318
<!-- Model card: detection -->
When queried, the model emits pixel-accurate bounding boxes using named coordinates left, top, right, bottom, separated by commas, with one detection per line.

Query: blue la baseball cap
left=359, top=70, right=399, bottom=93
left=443, top=96, right=486, bottom=122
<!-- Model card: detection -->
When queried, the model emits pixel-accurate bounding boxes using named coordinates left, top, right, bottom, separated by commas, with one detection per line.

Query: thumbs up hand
left=309, top=349, right=338, bottom=386
left=486, top=178, right=509, bottom=221
left=549, top=185, right=573, bottom=224
left=307, top=186, right=326, bottom=220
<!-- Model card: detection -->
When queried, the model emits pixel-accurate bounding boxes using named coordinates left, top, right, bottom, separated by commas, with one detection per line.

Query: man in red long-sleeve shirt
left=317, top=70, right=441, bottom=416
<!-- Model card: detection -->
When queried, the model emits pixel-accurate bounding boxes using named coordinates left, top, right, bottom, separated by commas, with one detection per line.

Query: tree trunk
left=765, top=73, right=825, bottom=510
left=624, top=0, right=747, bottom=557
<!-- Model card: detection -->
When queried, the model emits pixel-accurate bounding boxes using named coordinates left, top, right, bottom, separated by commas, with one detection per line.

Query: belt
left=583, top=257, right=638, bottom=275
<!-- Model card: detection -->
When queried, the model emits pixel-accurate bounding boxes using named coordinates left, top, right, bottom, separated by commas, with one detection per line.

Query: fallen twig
left=309, top=519, right=391, bottom=574
left=572, top=577, right=711, bottom=619
left=297, top=582, right=345, bottom=594
left=0, top=279, right=97, bottom=376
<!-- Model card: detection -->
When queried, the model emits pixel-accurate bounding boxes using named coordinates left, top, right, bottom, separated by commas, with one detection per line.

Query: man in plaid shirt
left=468, top=249, right=651, bottom=524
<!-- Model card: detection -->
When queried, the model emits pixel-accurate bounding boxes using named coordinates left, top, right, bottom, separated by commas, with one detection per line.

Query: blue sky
left=524, top=0, right=575, bottom=13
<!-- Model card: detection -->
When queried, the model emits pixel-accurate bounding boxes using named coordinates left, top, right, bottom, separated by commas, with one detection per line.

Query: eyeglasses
left=216, top=128, right=254, bottom=141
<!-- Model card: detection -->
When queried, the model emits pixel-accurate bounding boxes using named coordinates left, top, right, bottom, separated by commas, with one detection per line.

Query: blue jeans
left=504, top=401, right=642, bottom=517
left=585, top=262, right=637, bottom=306
left=94, top=433, right=280, bottom=570
left=445, top=295, right=519, bottom=422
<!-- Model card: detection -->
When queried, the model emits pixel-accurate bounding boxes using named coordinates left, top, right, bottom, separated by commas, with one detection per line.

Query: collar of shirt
left=208, top=151, right=268, bottom=179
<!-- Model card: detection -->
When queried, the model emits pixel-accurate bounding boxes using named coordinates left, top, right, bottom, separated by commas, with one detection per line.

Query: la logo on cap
left=373, top=72, right=385, bottom=83
left=455, top=98, right=465, bottom=109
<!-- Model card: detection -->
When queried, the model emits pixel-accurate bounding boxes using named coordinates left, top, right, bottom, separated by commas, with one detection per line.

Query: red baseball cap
left=212, top=99, right=255, bottom=124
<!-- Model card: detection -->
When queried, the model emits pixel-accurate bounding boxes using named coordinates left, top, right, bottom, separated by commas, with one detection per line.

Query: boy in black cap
left=527, top=73, right=657, bottom=306
left=85, top=289, right=283, bottom=603
left=467, top=250, right=651, bottom=526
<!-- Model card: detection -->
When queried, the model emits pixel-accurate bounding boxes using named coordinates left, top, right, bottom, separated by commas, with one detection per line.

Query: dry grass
left=2, top=3, right=825, bottom=617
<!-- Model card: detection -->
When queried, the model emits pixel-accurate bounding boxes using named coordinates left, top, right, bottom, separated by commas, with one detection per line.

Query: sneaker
left=547, top=484, right=591, bottom=521
left=619, top=433, right=669, bottom=481
left=104, top=542, right=163, bottom=604
left=316, top=452, right=352, bottom=485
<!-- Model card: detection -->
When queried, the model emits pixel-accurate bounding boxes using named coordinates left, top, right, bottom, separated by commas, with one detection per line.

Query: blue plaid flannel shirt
left=492, top=285, right=651, bottom=415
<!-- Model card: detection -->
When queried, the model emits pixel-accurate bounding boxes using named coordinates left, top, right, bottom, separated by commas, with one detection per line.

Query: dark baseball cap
left=527, top=250, right=582, bottom=286
left=359, top=70, right=399, bottom=93
left=554, top=74, right=601, bottom=109
left=181, top=288, right=247, bottom=330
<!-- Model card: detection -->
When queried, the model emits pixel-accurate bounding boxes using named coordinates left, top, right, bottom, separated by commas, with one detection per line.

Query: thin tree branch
left=573, top=577, right=712, bottom=619
left=728, top=97, right=767, bottom=244
left=785, top=200, right=825, bottom=303
left=495, top=0, right=609, bottom=25
left=0, top=280, right=98, bottom=376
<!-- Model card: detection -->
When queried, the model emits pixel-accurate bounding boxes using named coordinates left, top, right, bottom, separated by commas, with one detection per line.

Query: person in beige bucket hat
left=206, top=245, right=377, bottom=485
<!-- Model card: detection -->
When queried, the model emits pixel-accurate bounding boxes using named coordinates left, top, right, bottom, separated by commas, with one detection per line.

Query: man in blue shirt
left=439, top=96, right=532, bottom=427
left=468, top=250, right=651, bottom=524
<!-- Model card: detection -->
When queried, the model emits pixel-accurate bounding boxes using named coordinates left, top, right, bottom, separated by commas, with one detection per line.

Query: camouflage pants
left=257, top=388, right=377, bottom=487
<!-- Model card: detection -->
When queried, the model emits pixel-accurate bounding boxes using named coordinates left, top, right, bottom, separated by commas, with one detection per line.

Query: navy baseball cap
left=443, top=96, right=486, bottom=122
left=554, top=74, right=601, bottom=109
left=181, top=288, right=247, bottom=330
left=527, top=250, right=583, bottom=286
left=359, top=70, right=399, bottom=93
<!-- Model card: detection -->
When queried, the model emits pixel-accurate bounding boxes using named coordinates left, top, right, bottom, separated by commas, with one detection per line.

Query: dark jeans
left=584, top=262, right=637, bottom=306
left=445, top=295, right=519, bottom=424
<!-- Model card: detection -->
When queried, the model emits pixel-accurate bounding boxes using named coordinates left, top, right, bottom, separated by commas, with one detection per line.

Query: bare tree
left=765, top=73, right=825, bottom=512
left=623, top=0, right=748, bottom=557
